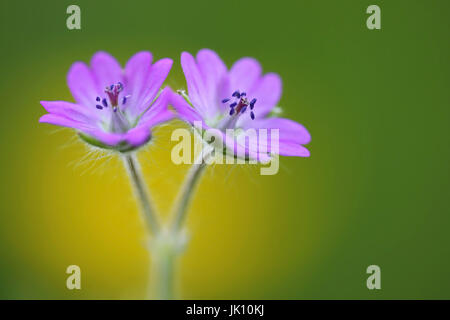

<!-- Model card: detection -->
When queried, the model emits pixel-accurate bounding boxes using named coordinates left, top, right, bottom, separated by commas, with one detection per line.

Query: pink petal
left=138, top=58, right=173, bottom=113
left=82, top=129, right=125, bottom=146
left=124, top=126, right=152, bottom=147
left=40, top=100, right=100, bottom=126
left=39, top=114, right=94, bottom=131
left=243, top=117, right=311, bottom=145
left=181, top=51, right=212, bottom=119
left=67, top=62, right=99, bottom=107
left=223, top=130, right=272, bottom=163
left=138, top=87, right=174, bottom=127
left=277, top=141, right=310, bottom=157
left=125, top=53, right=172, bottom=117
left=248, top=73, right=282, bottom=117
left=124, top=51, right=153, bottom=116
left=90, top=51, right=124, bottom=92
left=218, top=75, right=232, bottom=113
left=143, top=110, right=174, bottom=128
left=169, top=88, right=204, bottom=125
left=39, top=113, right=127, bottom=148
left=197, top=49, right=227, bottom=113
left=228, top=57, right=261, bottom=93
left=226, top=125, right=310, bottom=158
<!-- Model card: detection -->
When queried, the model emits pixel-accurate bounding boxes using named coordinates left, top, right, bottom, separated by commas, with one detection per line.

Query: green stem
left=150, top=151, right=210, bottom=299
left=123, top=153, right=159, bottom=235
left=155, top=251, right=174, bottom=300
left=150, top=231, right=179, bottom=299
left=171, top=155, right=208, bottom=232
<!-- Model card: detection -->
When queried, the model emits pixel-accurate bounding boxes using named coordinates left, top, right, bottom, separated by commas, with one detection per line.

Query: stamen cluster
left=222, top=90, right=256, bottom=120
left=95, top=82, right=130, bottom=113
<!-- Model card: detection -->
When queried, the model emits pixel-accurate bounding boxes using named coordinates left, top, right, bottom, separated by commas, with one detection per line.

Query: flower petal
left=223, top=130, right=272, bottom=163
left=247, top=130, right=310, bottom=157
left=67, top=62, right=99, bottom=107
left=124, top=126, right=152, bottom=147
left=242, top=117, right=311, bottom=145
left=169, top=88, right=205, bottom=126
left=39, top=114, right=94, bottom=131
left=228, top=57, right=261, bottom=93
left=138, top=58, right=173, bottom=113
left=277, top=141, right=310, bottom=157
left=125, top=53, right=172, bottom=118
left=225, top=124, right=310, bottom=159
left=124, top=51, right=153, bottom=116
left=82, top=129, right=125, bottom=146
left=90, top=51, right=124, bottom=92
left=138, top=87, right=174, bottom=127
left=181, top=51, right=212, bottom=119
left=249, top=73, right=282, bottom=118
left=218, top=75, right=232, bottom=113
left=40, top=100, right=100, bottom=126
left=196, top=49, right=227, bottom=114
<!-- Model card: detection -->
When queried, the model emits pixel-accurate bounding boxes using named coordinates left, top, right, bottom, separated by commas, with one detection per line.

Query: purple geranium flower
left=170, top=49, right=310, bottom=161
left=40, top=51, right=174, bottom=152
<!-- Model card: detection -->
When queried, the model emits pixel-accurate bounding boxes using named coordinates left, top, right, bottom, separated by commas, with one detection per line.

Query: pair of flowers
left=40, top=49, right=310, bottom=159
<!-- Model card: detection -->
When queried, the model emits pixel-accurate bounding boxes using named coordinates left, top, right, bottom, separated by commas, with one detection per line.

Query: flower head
left=40, top=51, right=174, bottom=152
left=171, top=49, right=311, bottom=161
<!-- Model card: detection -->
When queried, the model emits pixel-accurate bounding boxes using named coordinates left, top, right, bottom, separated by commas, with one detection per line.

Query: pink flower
left=40, top=51, right=174, bottom=152
left=171, top=49, right=310, bottom=161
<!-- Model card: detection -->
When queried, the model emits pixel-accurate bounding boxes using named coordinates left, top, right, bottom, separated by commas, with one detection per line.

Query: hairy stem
left=171, top=150, right=211, bottom=232
left=171, top=161, right=207, bottom=231
left=150, top=230, right=180, bottom=300
left=123, top=153, right=159, bottom=235
left=154, top=250, right=174, bottom=300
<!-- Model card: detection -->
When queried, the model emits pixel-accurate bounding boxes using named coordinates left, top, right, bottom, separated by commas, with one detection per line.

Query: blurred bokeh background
left=0, top=0, right=449, bottom=299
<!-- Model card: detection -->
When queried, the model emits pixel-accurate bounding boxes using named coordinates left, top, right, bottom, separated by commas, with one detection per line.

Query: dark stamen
left=102, top=98, right=108, bottom=107
left=96, top=97, right=101, bottom=102
left=224, top=89, right=257, bottom=121
left=96, top=105, right=103, bottom=110
left=122, top=95, right=130, bottom=105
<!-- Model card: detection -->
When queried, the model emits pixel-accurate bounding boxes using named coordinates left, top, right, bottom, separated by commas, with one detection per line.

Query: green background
left=0, top=0, right=449, bottom=299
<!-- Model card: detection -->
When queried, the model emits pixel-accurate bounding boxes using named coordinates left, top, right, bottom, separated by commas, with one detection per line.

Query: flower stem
left=123, top=153, right=159, bottom=235
left=149, top=230, right=181, bottom=300
left=171, top=157, right=208, bottom=232
left=153, top=249, right=174, bottom=300
left=147, top=149, right=210, bottom=300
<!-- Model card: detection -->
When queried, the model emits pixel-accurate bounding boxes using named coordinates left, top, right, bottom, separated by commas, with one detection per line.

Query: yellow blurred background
left=1, top=0, right=449, bottom=299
